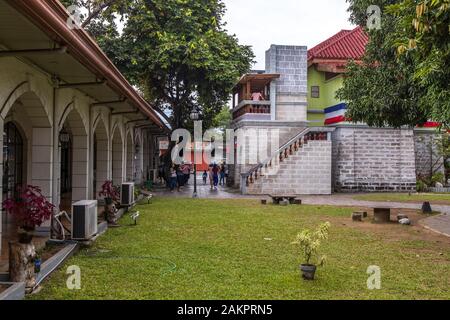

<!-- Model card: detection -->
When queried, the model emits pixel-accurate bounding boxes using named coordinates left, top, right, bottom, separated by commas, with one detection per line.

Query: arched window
left=2, top=122, right=24, bottom=199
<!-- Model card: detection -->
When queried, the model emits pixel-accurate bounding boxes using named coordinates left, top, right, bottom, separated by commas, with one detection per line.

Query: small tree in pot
left=99, top=180, right=120, bottom=224
left=3, top=185, right=54, bottom=243
left=3, top=185, right=54, bottom=291
left=292, top=222, right=330, bottom=280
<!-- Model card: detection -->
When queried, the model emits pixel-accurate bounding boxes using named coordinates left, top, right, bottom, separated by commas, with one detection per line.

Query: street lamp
left=190, top=107, right=200, bottom=198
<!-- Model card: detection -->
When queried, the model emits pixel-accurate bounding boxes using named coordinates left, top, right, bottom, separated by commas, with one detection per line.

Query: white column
left=71, top=132, right=89, bottom=202
left=0, top=119, right=4, bottom=256
left=31, top=127, right=53, bottom=202
left=96, top=136, right=109, bottom=196
left=126, top=136, right=133, bottom=182
left=143, top=134, right=149, bottom=181
left=112, top=137, right=123, bottom=186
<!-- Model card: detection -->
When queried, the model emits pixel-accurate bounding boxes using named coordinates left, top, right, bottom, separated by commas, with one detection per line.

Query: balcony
left=232, top=73, right=280, bottom=121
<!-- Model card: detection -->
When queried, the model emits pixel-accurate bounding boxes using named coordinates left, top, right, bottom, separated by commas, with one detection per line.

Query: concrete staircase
left=242, top=128, right=333, bottom=195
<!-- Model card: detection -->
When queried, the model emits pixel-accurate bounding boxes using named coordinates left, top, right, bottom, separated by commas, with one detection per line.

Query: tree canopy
left=61, top=0, right=254, bottom=131
left=337, top=0, right=449, bottom=129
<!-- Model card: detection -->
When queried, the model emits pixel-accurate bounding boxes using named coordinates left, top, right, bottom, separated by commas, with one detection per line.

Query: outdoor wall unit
left=71, top=200, right=98, bottom=240
left=121, top=182, right=135, bottom=206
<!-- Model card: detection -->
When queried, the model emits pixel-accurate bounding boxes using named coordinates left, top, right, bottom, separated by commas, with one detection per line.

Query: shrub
left=292, top=222, right=331, bottom=266
left=2, top=185, right=55, bottom=230
left=431, top=172, right=445, bottom=185
left=416, top=179, right=428, bottom=193
left=99, top=181, right=120, bottom=202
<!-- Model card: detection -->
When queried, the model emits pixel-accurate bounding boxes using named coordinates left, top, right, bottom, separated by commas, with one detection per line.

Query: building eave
left=6, top=0, right=169, bottom=132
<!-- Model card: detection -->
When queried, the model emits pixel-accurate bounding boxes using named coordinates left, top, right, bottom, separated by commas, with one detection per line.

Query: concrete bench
left=269, top=195, right=297, bottom=205
left=373, top=208, right=391, bottom=223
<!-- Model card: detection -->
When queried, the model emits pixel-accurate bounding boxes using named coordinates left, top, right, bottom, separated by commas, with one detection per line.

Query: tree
left=61, top=0, right=253, bottom=133
left=337, top=0, right=449, bottom=128
left=388, top=0, right=450, bottom=129
left=60, top=0, right=126, bottom=28
left=212, top=106, right=232, bottom=133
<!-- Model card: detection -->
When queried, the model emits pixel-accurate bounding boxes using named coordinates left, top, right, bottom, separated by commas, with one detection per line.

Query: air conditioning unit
left=71, top=200, right=98, bottom=240
left=121, top=182, right=135, bottom=206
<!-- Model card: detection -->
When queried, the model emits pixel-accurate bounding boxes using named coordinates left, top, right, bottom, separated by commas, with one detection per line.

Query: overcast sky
left=223, top=0, right=355, bottom=70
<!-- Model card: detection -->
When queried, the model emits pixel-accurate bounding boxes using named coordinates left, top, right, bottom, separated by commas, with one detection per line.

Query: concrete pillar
left=143, top=133, right=150, bottom=181
left=71, top=132, right=89, bottom=202
left=112, top=134, right=123, bottom=186
left=31, top=127, right=53, bottom=202
left=96, top=135, right=109, bottom=196
left=0, top=119, right=4, bottom=256
left=126, top=134, right=133, bottom=182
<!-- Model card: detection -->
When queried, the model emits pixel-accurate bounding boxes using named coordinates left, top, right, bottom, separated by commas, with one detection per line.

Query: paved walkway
left=151, top=177, right=450, bottom=237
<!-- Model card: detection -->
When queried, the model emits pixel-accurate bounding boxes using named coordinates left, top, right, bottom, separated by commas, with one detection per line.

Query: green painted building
left=306, top=27, right=368, bottom=126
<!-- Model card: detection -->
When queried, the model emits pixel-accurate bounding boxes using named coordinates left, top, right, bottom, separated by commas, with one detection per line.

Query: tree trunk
left=9, top=241, right=37, bottom=292
left=105, top=203, right=118, bottom=224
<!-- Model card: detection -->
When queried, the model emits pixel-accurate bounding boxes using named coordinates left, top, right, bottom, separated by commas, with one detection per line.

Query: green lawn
left=353, top=193, right=450, bottom=205
left=30, top=198, right=450, bottom=300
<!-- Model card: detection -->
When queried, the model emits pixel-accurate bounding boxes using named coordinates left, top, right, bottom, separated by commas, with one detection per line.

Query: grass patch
left=353, top=193, right=450, bottom=205
left=29, top=198, right=450, bottom=300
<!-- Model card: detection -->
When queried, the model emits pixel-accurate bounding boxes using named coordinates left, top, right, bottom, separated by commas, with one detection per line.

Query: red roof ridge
left=308, top=26, right=367, bottom=62
left=308, top=29, right=351, bottom=59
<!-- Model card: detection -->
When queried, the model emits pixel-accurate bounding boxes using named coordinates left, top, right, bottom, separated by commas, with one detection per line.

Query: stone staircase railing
left=240, top=128, right=331, bottom=194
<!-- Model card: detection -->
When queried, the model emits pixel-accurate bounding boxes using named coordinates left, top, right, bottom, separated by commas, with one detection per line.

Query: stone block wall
left=265, top=45, right=308, bottom=122
left=332, top=127, right=417, bottom=192
left=414, top=130, right=446, bottom=180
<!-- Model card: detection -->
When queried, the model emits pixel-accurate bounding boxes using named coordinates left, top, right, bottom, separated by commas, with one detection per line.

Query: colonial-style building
left=0, top=0, right=168, bottom=259
left=230, top=27, right=444, bottom=195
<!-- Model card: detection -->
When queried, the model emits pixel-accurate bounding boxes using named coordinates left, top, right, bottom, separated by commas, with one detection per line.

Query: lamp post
left=190, top=107, right=200, bottom=198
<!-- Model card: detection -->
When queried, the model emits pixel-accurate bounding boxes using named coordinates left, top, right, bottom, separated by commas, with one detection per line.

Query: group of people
left=159, top=162, right=193, bottom=192
left=158, top=161, right=229, bottom=192
left=202, top=163, right=228, bottom=190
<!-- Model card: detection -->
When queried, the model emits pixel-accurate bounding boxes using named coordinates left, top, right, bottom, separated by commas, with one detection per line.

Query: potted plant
left=292, top=222, right=330, bottom=280
left=2, top=185, right=54, bottom=244
left=99, top=180, right=120, bottom=223
left=3, top=185, right=54, bottom=291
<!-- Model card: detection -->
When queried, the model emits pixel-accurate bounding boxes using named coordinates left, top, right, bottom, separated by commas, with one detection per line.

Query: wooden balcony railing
left=232, top=103, right=271, bottom=120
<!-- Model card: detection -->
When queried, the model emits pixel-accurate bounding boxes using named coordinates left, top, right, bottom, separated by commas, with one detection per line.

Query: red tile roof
left=308, top=26, right=368, bottom=62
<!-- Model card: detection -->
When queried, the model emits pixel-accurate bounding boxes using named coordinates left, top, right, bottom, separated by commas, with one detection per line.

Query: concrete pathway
left=151, top=177, right=450, bottom=237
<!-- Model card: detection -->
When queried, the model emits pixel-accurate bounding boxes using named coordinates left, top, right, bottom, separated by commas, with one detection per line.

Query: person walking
left=176, top=165, right=183, bottom=191
left=169, top=165, right=177, bottom=192
left=219, top=163, right=226, bottom=186
left=202, top=170, right=208, bottom=185
left=158, top=164, right=165, bottom=185
left=212, top=163, right=219, bottom=190
left=181, top=162, right=190, bottom=186
left=208, top=164, right=214, bottom=190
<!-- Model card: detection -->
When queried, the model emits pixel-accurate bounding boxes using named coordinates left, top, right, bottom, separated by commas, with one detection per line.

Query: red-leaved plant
left=99, top=181, right=120, bottom=202
left=2, top=185, right=55, bottom=231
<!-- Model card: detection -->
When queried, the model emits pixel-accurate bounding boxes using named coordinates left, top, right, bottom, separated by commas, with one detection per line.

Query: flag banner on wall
left=324, top=103, right=348, bottom=125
